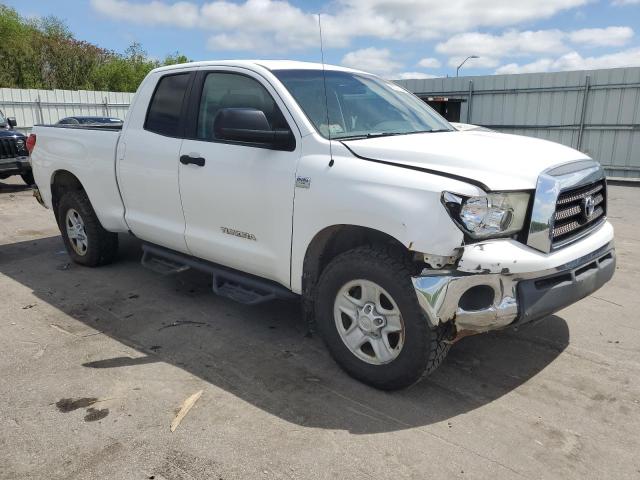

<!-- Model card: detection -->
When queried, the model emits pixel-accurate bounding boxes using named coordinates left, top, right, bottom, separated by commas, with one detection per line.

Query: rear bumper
left=0, top=156, right=30, bottom=175
left=412, top=222, right=615, bottom=332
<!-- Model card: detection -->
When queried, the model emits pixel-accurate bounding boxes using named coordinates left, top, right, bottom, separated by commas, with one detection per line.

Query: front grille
left=0, top=137, right=19, bottom=159
left=552, top=179, right=606, bottom=247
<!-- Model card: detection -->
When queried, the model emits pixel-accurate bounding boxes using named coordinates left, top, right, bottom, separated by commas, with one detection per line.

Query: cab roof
left=151, top=60, right=366, bottom=75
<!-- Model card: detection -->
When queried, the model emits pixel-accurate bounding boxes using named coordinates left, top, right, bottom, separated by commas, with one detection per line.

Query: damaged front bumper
left=413, top=271, right=519, bottom=332
left=412, top=222, right=616, bottom=332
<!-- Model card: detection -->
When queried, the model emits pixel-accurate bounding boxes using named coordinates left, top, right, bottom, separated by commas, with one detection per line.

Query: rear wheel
left=58, top=190, right=118, bottom=267
left=315, top=246, right=451, bottom=390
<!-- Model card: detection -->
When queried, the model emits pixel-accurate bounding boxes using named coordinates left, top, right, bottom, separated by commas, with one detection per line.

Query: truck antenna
left=318, top=13, right=334, bottom=167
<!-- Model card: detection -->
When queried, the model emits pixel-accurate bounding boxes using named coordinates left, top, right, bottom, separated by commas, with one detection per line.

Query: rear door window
left=145, top=73, right=191, bottom=136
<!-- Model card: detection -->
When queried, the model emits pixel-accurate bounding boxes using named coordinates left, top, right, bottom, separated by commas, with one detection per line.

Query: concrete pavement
left=1, top=178, right=638, bottom=479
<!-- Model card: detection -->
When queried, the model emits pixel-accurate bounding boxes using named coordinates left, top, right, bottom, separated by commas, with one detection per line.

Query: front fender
left=290, top=143, right=482, bottom=293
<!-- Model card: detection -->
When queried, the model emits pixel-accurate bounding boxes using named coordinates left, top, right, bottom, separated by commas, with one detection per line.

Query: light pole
left=456, top=55, right=479, bottom=77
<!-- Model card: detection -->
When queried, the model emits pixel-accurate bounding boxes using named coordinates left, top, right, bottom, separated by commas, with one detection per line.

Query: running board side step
left=141, top=243, right=297, bottom=305
left=141, top=250, right=191, bottom=275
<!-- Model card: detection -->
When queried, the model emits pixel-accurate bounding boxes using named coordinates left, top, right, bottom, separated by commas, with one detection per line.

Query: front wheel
left=315, top=246, right=451, bottom=390
left=58, top=190, right=119, bottom=267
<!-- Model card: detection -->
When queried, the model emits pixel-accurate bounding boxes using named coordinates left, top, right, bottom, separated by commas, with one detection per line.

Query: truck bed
left=30, top=124, right=128, bottom=232
left=38, top=123, right=123, bottom=132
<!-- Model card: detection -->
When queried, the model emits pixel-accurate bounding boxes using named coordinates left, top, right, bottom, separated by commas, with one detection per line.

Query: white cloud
left=207, top=33, right=264, bottom=52
left=341, top=49, right=439, bottom=79
left=341, top=48, right=403, bottom=75
left=569, top=27, right=633, bottom=47
left=437, top=29, right=568, bottom=66
left=90, top=0, right=637, bottom=78
left=91, top=0, right=201, bottom=27
left=91, top=0, right=591, bottom=52
left=417, top=57, right=441, bottom=68
left=495, top=59, right=556, bottom=74
left=496, top=47, right=640, bottom=74
left=438, top=27, right=635, bottom=68
left=200, top=0, right=329, bottom=49
left=330, top=0, right=590, bottom=40
left=393, top=72, right=437, bottom=80
left=92, top=0, right=328, bottom=51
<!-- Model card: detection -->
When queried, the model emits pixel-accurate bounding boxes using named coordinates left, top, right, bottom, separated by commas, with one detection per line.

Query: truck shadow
left=0, top=180, right=30, bottom=193
left=0, top=234, right=569, bottom=434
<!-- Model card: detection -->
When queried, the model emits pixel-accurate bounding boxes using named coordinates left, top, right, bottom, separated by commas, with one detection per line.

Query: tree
left=0, top=5, right=39, bottom=87
left=0, top=4, right=191, bottom=92
left=163, top=52, right=190, bottom=66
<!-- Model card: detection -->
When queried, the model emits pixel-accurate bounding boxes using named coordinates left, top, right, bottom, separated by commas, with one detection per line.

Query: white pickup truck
left=29, top=60, right=615, bottom=390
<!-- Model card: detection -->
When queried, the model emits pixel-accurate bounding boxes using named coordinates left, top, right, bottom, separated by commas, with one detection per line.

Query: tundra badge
left=221, top=227, right=257, bottom=241
left=295, top=176, right=311, bottom=189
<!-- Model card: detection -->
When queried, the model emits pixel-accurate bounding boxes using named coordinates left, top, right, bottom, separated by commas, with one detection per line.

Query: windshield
left=273, top=69, right=453, bottom=139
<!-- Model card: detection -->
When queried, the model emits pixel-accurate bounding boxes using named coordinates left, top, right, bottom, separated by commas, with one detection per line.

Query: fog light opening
left=458, top=285, right=495, bottom=311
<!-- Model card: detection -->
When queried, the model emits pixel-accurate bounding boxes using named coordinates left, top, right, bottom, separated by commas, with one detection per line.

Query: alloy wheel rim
left=65, top=208, right=88, bottom=256
left=333, top=279, right=405, bottom=365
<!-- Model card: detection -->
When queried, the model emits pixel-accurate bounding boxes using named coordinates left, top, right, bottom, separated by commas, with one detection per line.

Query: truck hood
left=342, top=130, right=591, bottom=191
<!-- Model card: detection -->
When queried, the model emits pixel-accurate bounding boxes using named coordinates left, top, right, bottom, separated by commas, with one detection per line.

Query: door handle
left=180, top=155, right=206, bottom=167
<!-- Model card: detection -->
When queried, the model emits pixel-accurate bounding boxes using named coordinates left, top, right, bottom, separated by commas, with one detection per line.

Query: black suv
left=0, top=109, right=32, bottom=185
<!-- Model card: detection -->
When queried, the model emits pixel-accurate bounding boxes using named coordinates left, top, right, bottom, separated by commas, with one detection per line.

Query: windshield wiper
left=338, top=132, right=401, bottom=140
left=404, top=128, right=453, bottom=135
left=366, top=132, right=401, bottom=138
left=338, top=129, right=452, bottom=141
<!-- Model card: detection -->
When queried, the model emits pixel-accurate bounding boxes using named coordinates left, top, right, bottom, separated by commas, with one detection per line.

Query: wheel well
left=51, top=170, right=84, bottom=223
left=301, top=225, right=418, bottom=328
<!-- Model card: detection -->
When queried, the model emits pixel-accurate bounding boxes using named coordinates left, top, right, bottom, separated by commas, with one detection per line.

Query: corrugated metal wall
left=396, top=67, right=640, bottom=179
left=3, top=71, right=639, bottom=179
left=0, top=88, right=134, bottom=134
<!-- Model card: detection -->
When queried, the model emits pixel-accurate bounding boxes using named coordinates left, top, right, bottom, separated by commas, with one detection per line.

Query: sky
left=6, top=0, right=640, bottom=79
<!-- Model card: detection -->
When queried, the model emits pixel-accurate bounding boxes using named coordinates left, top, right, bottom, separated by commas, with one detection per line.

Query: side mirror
left=213, top=108, right=294, bottom=151
left=7, top=117, right=17, bottom=128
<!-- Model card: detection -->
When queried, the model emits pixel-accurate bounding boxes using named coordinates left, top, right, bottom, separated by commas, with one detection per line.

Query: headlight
left=442, top=191, right=530, bottom=239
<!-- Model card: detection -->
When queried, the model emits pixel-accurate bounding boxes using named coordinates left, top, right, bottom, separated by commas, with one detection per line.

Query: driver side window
left=197, top=73, right=288, bottom=141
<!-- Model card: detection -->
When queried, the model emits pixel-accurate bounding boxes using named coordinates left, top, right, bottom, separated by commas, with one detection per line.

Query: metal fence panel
left=4, top=71, right=640, bottom=179
left=0, top=87, right=134, bottom=134
left=396, top=67, right=640, bottom=178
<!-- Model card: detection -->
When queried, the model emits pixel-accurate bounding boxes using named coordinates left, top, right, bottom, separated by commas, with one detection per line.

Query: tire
left=315, top=246, right=451, bottom=390
left=57, top=190, right=118, bottom=267
left=21, top=172, right=35, bottom=185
